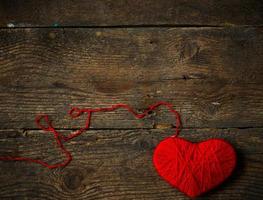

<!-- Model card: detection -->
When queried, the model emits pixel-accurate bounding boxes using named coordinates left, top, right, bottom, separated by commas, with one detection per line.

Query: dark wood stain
left=0, top=0, right=262, bottom=27
left=0, top=28, right=262, bottom=130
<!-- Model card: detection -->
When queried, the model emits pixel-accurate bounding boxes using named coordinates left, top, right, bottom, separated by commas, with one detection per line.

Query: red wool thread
left=0, top=101, right=181, bottom=169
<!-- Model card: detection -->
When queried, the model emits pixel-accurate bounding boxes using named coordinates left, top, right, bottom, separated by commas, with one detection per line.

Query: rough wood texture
left=0, top=128, right=262, bottom=199
left=0, top=0, right=263, bottom=27
left=0, top=28, right=262, bottom=129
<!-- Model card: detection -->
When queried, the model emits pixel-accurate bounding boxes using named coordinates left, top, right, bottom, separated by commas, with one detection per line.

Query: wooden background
left=0, top=0, right=262, bottom=199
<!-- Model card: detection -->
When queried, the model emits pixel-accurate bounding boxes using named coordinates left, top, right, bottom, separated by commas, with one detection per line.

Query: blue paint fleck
left=53, top=23, right=60, bottom=27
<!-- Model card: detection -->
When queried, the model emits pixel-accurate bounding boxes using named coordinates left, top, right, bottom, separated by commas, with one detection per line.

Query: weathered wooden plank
left=0, top=128, right=262, bottom=199
left=0, top=28, right=262, bottom=129
left=0, top=0, right=262, bottom=27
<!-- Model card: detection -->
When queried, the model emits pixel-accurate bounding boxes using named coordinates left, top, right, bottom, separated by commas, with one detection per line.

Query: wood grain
left=0, top=27, right=262, bottom=129
left=0, top=128, right=262, bottom=199
left=0, top=0, right=262, bottom=27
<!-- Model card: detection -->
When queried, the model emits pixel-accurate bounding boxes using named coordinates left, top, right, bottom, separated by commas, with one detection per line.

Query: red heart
left=153, top=137, right=236, bottom=197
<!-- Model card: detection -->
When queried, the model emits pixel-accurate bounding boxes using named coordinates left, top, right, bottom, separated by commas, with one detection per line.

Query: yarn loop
left=0, top=101, right=181, bottom=168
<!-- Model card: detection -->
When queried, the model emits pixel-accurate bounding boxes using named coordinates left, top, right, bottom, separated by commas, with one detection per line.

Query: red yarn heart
left=153, top=137, right=236, bottom=197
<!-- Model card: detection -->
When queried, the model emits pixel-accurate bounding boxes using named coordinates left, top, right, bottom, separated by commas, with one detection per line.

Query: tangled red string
left=0, top=101, right=181, bottom=169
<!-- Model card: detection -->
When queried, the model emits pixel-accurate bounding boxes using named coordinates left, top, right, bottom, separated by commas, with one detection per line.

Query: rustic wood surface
left=0, top=128, right=262, bottom=199
left=0, top=28, right=263, bottom=130
left=0, top=0, right=262, bottom=27
left=0, top=0, right=263, bottom=199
